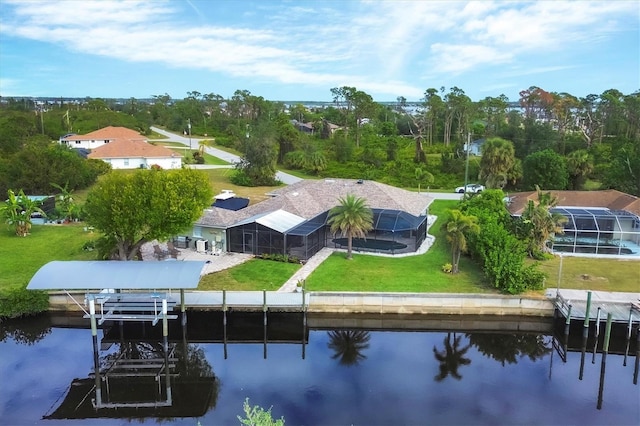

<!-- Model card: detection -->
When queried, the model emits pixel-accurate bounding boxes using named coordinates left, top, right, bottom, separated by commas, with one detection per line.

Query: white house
left=60, top=126, right=147, bottom=150
left=87, top=139, right=182, bottom=170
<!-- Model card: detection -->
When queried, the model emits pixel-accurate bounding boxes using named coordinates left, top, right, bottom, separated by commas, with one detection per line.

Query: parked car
left=455, top=183, right=485, bottom=193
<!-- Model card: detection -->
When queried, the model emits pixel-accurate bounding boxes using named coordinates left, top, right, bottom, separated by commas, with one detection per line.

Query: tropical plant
left=238, top=398, right=285, bottom=426
left=442, top=209, right=479, bottom=273
left=327, top=330, right=371, bottom=365
left=521, top=186, right=568, bottom=257
left=327, top=194, right=373, bottom=260
left=432, top=332, right=472, bottom=381
left=566, top=149, right=593, bottom=190
left=415, top=167, right=434, bottom=193
left=198, top=138, right=216, bottom=156
left=0, top=189, right=46, bottom=237
left=50, top=182, right=78, bottom=222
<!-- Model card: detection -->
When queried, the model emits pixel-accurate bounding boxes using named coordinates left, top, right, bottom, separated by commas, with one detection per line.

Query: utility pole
left=464, top=132, right=470, bottom=192
left=188, top=118, right=192, bottom=151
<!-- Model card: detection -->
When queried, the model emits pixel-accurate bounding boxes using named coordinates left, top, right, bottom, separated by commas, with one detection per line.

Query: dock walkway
left=547, top=289, right=640, bottom=324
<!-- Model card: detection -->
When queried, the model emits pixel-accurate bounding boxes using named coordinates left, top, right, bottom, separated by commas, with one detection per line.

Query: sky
left=0, top=0, right=638, bottom=102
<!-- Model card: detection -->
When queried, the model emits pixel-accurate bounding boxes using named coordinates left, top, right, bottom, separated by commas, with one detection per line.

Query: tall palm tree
left=433, top=333, right=472, bottom=381
left=479, top=137, right=517, bottom=189
left=327, top=330, right=371, bottom=366
left=327, top=194, right=373, bottom=260
left=522, top=186, right=568, bottom=256
left=442, top=209, right=479, bottom=273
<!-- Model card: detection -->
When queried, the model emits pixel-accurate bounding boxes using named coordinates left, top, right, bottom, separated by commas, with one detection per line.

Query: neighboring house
left=87, top=139, right=182, bottom=170
left=464, top=138, right=485, bottom=156
left=60, top=126, right=146, bottom=150
left=291, top=120, right=341, bottom=136
left=190, top=179, right=432, bottom=260
left=505, top=189, right=640, bottom=256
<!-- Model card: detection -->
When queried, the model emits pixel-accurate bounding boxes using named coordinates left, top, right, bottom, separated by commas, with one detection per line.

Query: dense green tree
left=327, top=194, right=373, bottom=260
left=442, top=209, right=479, bottom=273
left=84, top=169, right=213, bottom=260
left=479, top=137, right=517, bottom=189
left=522, top=149, right=568, bottom=190
left=233, top=123, right=279, bottom=186
left=602, top=141, right=640, bottom=196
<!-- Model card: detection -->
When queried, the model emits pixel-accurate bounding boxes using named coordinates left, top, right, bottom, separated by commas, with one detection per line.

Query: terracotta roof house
left=188, top=179, right=433, bottom=260
left=60, top=126, right=146, bottom=150
left=505, top=189, right=640, bottom=256
left=88, top=139, right=182, bottom=170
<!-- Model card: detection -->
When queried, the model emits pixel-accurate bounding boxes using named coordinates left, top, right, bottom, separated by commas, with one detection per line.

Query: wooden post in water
left=263, top=289, right=268, bottom=359
left=633, top=323, right=639, bottom=385
left=162, top=298, right=172, bottom=405
left=563, top=304, right=572, bottom=360
left=592, top=307, right=601, bottom=364
left=89, top=297, right=103, bottom=407
left=597, top=313, right=613, bottom=410
left=624, top=306, right=634, bottom=366
left=180, top=289, right=186, bottom=326
left=583, top=291, right=592, bottom=338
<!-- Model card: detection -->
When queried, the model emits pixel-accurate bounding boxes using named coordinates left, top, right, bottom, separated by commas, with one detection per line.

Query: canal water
left=0, top=312, right=638, bottom=425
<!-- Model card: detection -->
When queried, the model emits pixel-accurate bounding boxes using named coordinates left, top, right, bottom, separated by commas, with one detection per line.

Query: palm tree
left=198, top=138, right=216, bottom=156
left=566, top=149, right=593, bottom=190
left=327, top=194, right=373, bottom=260
left=327, top=330, right=371, bottom=366
left=479, top=137, right=517, bottom=189
left=433, top=333, right=472, bottom=381
left=0, top=189, right=46, bottom=237
left=442, top=209, right=479, bottom=273
left=522, top=186, right=568, bottom=256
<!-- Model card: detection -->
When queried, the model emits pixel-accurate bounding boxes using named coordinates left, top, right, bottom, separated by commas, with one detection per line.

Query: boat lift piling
left=597, top=313, right=613, bottom=410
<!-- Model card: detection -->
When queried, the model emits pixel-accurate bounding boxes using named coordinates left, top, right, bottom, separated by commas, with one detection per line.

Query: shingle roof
left=62, top=126, right=146, bottom=142
left=197, top=179, right=431, bottom=228
left=87, top=139, right=178, bottom=159
left=506, top=189, right=640, bottom=216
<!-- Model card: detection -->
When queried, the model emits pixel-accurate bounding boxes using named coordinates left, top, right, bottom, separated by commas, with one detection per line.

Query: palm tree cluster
left=521, top=186, right=568, bottom=257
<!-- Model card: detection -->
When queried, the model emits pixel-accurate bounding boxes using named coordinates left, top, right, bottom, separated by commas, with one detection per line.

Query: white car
left=455, top=183, right=485, bottom=194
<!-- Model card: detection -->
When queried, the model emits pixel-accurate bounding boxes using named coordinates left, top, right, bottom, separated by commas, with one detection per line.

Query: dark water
left=1, top=313, right=638, bottom=426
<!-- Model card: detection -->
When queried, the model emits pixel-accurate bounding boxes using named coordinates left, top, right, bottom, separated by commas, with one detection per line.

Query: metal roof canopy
left=27, top=261, right=206, bottom=291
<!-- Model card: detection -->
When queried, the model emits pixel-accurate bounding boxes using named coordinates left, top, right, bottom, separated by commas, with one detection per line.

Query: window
left=124, top=159, right=129, bottom=166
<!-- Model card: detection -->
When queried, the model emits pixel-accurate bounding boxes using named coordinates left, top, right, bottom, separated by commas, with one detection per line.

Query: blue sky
left=0, top=0, right=638, bottom=102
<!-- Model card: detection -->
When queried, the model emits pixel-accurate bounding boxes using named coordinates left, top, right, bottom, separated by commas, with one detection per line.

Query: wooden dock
left=550, top=289, right=640, bottom=325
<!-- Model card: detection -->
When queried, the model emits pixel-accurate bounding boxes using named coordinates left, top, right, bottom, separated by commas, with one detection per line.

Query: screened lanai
left=550, top=208, right=640, bottom=256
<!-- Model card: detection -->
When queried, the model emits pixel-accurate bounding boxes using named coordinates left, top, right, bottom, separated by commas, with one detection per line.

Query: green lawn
left=0, top=224, right=98, bottom=291
left=534, top=256, right=640, bottom=293
left=198, top=259, right=300, bottom=290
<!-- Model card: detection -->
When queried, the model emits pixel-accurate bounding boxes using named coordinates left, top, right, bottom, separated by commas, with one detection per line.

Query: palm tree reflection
left=433, top=332, right=471, bottom=381
left=328, top=330, right=371, bottom=366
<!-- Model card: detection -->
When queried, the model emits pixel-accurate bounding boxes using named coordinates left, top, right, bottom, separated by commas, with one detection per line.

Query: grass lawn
left=201, top=168, right=283, bottom=204
left=198, top=259, right=300, bottom=290
left=0, top=224, right=98, bottom=291
left=534, top=256, right=640, bottom=293
left=306, top=200, right=492, bottom=293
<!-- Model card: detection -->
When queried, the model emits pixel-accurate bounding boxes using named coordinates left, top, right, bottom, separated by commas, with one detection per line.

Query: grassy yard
left=198, top=259, right=300, bottom=290
left=0, top=224, right=98, bottom=291
left=306, top=200, right=491, bottom=293
left=534, top=256, right=640, bottom=293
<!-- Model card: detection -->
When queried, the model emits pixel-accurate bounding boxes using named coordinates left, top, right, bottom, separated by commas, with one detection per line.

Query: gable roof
left=62, top=126, right=146, bottom=142
left=506, top=189, right=640, bottom=216
left=87, top=139, right=178, bottom=159
left=197, top=178, right=431, bottom=229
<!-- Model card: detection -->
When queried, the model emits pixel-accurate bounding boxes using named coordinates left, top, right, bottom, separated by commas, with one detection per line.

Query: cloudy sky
left=0, top=0, right=638, bottom=102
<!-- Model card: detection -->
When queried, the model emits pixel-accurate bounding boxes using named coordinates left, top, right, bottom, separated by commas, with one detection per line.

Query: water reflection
left=0, top=313, right=638, bottom=425
left=327, top=330, right=371, bottom=366
left=432, top=332, right=472, bottom=381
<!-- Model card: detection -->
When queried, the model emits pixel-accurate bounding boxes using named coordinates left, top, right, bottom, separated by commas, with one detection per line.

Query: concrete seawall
left=47, top=291, right=555, bottom=317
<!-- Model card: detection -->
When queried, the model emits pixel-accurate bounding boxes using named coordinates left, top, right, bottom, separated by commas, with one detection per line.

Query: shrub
left=0, top=287, right=49, bottom=319
left=441, top=263, right=453, bottom=273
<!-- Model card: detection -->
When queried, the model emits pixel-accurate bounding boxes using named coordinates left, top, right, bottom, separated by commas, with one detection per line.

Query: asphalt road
left=150, top=126, right=463, bottom=199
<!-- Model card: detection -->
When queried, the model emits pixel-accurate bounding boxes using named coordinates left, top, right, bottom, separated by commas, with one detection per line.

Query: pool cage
left=226, top=209, right=429, bottom=260
left=549, top=208, right=640, bottom=256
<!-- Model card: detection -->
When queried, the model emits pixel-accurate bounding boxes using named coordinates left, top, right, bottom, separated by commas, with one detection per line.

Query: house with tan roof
left=189, top=179, right=432, bottom=260
left=88, top=139, right=182, bottom=170
left=60, top=126, right=146, bottom=150
left=505, top=189, right=640, bottom=256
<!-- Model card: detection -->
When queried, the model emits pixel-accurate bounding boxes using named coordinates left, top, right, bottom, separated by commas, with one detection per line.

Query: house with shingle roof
left=190, top=179, right=432, bottom=260
left=88, top=139, right=182, bottom=169
left=60, top=126, right=146, bottom=150
left=505, top=189, right=640, bottom=256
